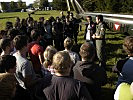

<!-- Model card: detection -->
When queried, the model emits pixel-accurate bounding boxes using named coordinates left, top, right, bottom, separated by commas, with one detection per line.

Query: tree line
left=51, top=0, right=133, bottom=13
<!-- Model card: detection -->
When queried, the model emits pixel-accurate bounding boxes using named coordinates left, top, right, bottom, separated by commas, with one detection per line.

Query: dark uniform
left=95, top=22, right=106, bottom=68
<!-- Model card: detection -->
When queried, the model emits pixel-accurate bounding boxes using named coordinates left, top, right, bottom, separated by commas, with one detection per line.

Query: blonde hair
left=64, top=37, right=74, bottom=50
left=43, top=45, right=57, bottom=68
left=52, top=51, right=72, bottom=74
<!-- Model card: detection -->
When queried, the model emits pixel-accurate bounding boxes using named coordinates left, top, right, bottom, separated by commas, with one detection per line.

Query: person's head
left=13, top=35, right=28, bottom=51
left=96, top=15, right=103, bottom=24
left=70, top=12, right=74, bottom=17
left=52, top=51, right=72, bottom=75
left=5, top=21, right=13, bottom=31
left=64, top=37, right=74, bottom=50
left=21, top=18, right=27, bottom=26
left=0, top=73, right=16, bottom=99
left=123, top=36, right=133, bottom=56
left=7, top=29, right=19, bottom=40
left=27, top=17, right=34, bottom=27
left=86, top=16, right=92, bottom=22
left=30, top=29, right=41, bottom=41
left=56, top=17, right=61, bottom=22
left=43, top=45, right=57, bottom=68
left=79, top=42, right=95, bottom=61
left=39, top=17, right=44, bottom=22
left=0, top=30, right=6, bottom=39
left=67, top=11, right=70, bottom=15
left=0, top=38, right=13, bottom=53
left=15, top=17, right=20, bottom=22
left=0, top=55, right=16, bottom=73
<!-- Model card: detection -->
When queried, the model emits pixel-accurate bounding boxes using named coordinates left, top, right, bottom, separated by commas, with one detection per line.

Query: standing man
left=28, top=29, right=44, bottom=76
left=92, top=15, right=106, bottom=69
left=84, top=16, right=96, bottom=44
left=70, top=12, right=79, bottom=44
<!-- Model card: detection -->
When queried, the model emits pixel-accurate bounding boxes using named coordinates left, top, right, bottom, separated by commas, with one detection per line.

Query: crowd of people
left=0, top=11, right=132, bottom=100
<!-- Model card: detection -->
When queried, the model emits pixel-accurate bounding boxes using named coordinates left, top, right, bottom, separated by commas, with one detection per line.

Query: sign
left=114, top=22, right=120, bottom=30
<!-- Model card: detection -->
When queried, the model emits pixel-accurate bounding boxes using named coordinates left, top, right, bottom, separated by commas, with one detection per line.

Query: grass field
left=0, top=11, right=127, bottom=100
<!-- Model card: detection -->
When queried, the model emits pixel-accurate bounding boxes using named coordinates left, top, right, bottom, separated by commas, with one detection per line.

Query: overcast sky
left=0, top=0, right=53, bottom=5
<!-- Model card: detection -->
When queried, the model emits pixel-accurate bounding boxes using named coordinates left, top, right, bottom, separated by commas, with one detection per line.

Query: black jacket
left=73, top=61, right=107, bottom=100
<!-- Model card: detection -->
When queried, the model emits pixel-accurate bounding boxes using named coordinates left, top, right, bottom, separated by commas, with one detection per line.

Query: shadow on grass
left=0, top=16, right=17, bottom=19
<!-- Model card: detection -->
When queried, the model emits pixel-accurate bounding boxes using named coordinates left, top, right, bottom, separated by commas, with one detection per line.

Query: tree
left=1, top=2, right=7, bottom=10
left=39, top=0, right=49, bottom=9
left=10, top=1, right=17, bottom=10
left=18, top=0, right=23, bottom=9
left=83, top=0, right=96, bottom=11
left=95, top=0, right=106, bottom=11
left=33, top=1, right=39, bottom=8
left=52, top=0, right=67, bottom=10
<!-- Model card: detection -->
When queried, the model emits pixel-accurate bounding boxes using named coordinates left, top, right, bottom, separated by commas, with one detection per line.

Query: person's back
left=73, top=42, right=107, bottom=100
left=117, top=36, right=133, bottom=86
left=43, top=51, right=92, bottom=100
left=0, top=73, right=16, bottom=100
left=64, top=37, right=80, bottom=64
left=43, top=75, right=91, bottom=100
left=28, top=29, right=44, bottom=76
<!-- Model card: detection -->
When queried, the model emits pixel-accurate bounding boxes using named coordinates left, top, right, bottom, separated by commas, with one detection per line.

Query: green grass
left=0, top=11, right=127, bottom=100
left=0, top=10, right=69, bottom=30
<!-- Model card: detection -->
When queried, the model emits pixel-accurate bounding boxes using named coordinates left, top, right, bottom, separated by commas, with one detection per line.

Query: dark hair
left=67, top=11, right=70, bottom=15
left=0, top=38, right=11, bottom=51
left=16, top=17, right=20, bottom=22
left=123, top=36, right=133, bottom=55
left=86, top=16, right=92, bottom=20
left=96, top=15, right=103, bottom=22
left=0, top=30, right=6, bottom=37
left=30, top=29, right=40, bottom=41
left=80, top=42, right=95, bottom=60
left=7, top=29, right=19, bottom=40
left=13, top=35, right=28, bottom=50
left=5, top=21, right=13, bottom=30
left=0, top=55, right=16, bottom=73
left=39, top=17, right=44, bottom=21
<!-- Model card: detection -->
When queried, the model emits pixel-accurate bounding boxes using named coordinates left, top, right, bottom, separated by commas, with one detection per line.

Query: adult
left=92, top=15, right=106, bottom=69
left=117, top=36, right=133, bottom=87
left=43, top=45, right=57, bottom=75
left=13, top=35, right=41, bottom=100
left=53, top=17, right=64, bottom=50
left=63, top=16, right=73, bottom=39
left=64, top=37, right=80, bottom=64
left=70, top=12, right=79, bottom=44
left=73, top=42, right=107, bottom=100
left=28, top=29, right=44, bottom=76
left=84, top=16, right=96, bottom=44
left=43, top=51, right=92, bottom=100
left=0, top=38, right=13, bottom=56
left=0, top=55, right=17, bottom=100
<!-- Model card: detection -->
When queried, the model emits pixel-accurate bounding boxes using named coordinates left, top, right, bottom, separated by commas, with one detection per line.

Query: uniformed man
left=92, top=15, right=106, bottom=69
